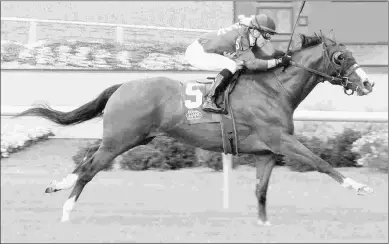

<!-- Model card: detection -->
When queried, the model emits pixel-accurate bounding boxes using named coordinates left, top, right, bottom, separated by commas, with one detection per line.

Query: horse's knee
left=255, top=185, right=267, bottom=205
left=76, top=172, right=94, bottom=185
left=316, top=164, right=333, bottom=174
left=256, top=190, right=267, bottom=205
left=259, top=194, right=266, bottom=205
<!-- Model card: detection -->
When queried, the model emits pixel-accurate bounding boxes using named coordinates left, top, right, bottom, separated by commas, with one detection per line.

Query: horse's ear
left=328, top=29, right=336, bottom=41
left=319, top=30, right=325, bottom=40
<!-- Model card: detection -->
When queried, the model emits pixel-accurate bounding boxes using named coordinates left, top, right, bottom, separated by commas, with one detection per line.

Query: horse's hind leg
left=47, top=118, right=155, bottom=222
left=255, top=153, right=276, bottom=226
left=58, top=134, right=154, bottom=222
left=45, top=144, right=100, bottom=193
left=60, top=143, right=117, bottom=222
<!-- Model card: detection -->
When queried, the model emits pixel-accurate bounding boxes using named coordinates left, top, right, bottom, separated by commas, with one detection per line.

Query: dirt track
left=1, top=139, right=388, bottom=243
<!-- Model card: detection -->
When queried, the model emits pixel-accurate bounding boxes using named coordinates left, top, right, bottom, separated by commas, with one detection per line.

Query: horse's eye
left=333, top=52, right=344, bottom=65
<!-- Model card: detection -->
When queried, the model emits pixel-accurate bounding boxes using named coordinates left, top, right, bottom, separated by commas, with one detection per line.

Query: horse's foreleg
left=255, top=153, right=276, bottom=226
left=280, top=134, right=373, bottom=195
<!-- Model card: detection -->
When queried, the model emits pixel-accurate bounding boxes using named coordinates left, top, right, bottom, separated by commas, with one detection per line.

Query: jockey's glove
left=276, top=55, right=292, bottom=67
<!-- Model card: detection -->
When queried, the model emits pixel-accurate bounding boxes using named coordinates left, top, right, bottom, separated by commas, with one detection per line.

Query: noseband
left=290, top=40, right=359, bottom=96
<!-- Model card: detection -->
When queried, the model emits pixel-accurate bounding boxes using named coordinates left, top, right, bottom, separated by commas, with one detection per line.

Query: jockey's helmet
left=250, top=14, right=277, bottom=35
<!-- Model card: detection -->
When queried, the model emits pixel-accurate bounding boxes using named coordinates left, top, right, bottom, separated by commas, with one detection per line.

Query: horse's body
left=17, top=33, right=375, bottom=224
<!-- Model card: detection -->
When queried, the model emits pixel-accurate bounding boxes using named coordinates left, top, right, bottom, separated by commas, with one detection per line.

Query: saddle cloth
left=181, top=73, right=240, bottom=155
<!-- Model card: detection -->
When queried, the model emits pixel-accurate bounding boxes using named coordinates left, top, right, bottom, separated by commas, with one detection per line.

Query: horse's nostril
left=363, top=81, right=373, bottom=91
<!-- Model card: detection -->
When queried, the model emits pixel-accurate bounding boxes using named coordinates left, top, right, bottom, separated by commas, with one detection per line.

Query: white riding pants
left=184, top=40, right=237, bottom=73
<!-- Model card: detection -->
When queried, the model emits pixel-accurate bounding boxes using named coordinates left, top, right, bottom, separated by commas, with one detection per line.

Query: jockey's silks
left=198, top=23, right=253, bottom=58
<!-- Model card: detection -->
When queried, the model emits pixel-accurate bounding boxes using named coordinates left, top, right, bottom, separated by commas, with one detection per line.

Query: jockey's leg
left=202, top=69, right=233, bottom=114
left=185, top=40, right=238, bottom=114
left=185, top=41, right=237, bottom=72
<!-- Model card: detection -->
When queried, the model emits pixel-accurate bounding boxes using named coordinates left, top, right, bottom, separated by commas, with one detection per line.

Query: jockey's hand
left=273, top=50, right=286, bottom=59
left=223, top=51, right=237, bottom=59
left=235, top=59, right=245, bottom=70
left=277, top=55, right=292, bottom=67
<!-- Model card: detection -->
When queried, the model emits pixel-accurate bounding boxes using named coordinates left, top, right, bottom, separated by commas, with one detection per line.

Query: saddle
left=195, top=71, right=241, bottom=155
left=197, top=71, right=241, bottom=112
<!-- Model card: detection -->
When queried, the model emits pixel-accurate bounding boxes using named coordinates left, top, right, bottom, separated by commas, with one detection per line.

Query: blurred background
left=1, top=4, right=388, bottom=241
left=1, top=1, right=388, bottom=171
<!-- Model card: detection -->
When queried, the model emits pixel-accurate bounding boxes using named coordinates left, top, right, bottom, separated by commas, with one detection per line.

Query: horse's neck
left=282, top=45, right=326, bottom=110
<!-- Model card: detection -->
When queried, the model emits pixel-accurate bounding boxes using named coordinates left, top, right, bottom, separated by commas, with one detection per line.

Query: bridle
left=289, top=39, right=360, bottom=96
left=282, top=0, right=360, bottom=96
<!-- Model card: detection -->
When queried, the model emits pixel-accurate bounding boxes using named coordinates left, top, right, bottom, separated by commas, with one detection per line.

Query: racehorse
left=16, top=32, right=375, bottom=225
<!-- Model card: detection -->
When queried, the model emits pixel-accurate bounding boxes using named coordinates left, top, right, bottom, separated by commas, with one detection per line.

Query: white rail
left=1, top=106, right=388, bottom=123
left=1, top=17, right=212, bottom=44
left=293, top=110, right=388, bottom=123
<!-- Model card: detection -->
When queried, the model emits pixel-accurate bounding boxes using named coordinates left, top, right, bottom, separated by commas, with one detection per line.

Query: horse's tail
left=15, top=84, right=122, bottom=126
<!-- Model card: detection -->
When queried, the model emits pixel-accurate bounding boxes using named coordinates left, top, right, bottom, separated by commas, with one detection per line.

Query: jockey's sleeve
left=236, top=49, right=280, bottom=71
left=236, top=49, right=255, bottom=61
left=244, top=58, right=278, bottom=71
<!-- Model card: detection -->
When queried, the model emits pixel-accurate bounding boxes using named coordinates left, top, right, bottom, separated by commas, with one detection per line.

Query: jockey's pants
left=185, top=40, right=237, bottom=74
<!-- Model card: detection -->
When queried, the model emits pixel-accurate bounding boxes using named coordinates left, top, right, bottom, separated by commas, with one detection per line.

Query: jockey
left=185, top=14, right=292, bottom=114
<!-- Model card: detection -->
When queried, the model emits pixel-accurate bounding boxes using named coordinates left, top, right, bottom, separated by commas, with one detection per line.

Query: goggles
left=261, top=31, right=272, bottom=40
left=250, top=27, right=272, bottom=40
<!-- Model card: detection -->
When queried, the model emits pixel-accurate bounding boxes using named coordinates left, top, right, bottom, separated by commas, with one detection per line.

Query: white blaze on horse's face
left=348, top=64, right=375, bottom=95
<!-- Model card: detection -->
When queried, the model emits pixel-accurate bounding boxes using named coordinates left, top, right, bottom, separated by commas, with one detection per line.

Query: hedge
left=1, top=40, right=192, bottom=70
left=72, top=127, right=387, bottom=173
left=1, top=127, right=54, bottom=158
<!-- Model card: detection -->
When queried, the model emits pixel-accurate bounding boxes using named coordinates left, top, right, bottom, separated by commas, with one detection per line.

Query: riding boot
left=202, top=69, right=233, bottom=114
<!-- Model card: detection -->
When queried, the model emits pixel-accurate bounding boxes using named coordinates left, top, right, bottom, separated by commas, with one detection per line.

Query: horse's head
left=317, top=32, right=375, bottom=96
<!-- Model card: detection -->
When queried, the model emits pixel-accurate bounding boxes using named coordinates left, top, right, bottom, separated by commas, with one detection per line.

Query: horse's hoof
left=60, top=217, right=70, bottom=223
left=45, top=181, right=58, bottom=193
left=257, top=220, right=272, bottom=226
left=45, top=187, right=57, bottom=193
left=357, top=185, right=374, bottom=195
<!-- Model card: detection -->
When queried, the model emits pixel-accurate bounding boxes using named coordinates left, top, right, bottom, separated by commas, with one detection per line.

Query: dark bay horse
left=17, top=33, right=375, bottom=225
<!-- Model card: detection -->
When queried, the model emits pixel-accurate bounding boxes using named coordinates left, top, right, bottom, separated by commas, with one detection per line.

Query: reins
left=282, top=1, right=357, bottom=96
left=288, top=42, right=360, bottom=96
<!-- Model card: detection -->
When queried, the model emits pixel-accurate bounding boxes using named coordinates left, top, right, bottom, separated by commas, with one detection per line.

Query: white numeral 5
left=184, top=83, right=203, bottom=109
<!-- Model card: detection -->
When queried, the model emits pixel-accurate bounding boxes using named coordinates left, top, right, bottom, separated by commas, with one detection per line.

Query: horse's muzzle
left=363, top=80, right=374, bottom=93
left=357, top=80, right=374, bottom=96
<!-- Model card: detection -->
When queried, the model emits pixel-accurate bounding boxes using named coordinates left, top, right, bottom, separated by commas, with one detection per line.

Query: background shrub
left=72, top=127, right=386, bottom=173
left=352, top=128, right=388, bottom=173
left=1, top=41, right=24, bottom=62
left=120, top=145, right=163, bottom=171
left=327, top=128, right=363, bottom=167
left=204, top=152, right=223, bottom=171
left=283, top=128, right=363, bottom=172
left=151, top=136, right=197, bottom=170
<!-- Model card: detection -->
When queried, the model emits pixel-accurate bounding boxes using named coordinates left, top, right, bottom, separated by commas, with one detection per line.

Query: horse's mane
left=290, top=33, right=323, bottom=54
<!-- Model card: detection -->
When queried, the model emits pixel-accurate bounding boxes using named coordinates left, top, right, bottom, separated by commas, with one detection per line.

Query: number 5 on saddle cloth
left=182, top=71, right=241, bottom=155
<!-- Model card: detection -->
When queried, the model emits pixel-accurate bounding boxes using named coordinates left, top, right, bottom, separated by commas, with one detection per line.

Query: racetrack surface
left=1, top=139, right=388, bottom=243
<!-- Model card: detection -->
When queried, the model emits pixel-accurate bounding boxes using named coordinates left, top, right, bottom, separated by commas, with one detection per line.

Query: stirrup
left=202, top=103, right=227, bottom=114
left=203, top=107, right=228, bottom=114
